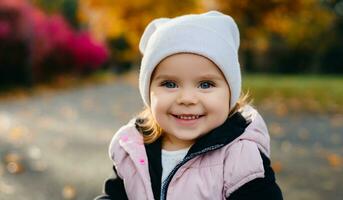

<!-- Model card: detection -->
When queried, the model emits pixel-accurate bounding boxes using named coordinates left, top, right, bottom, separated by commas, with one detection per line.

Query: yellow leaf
left=327, top=153, right=342, bottom=169
left=62, top=185, right=77, bottom=199
left=272, top=161, right=283, bottom=173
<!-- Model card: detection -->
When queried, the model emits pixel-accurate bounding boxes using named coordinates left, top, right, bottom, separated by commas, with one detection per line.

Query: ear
left=139, top=18, right=170, bottom=54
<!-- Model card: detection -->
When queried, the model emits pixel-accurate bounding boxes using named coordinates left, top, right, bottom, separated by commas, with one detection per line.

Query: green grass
left=243, top=74, right=343, bottom=114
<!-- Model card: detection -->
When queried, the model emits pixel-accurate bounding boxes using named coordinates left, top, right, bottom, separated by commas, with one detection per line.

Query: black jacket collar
left=186, top=111, right=249, bottom=156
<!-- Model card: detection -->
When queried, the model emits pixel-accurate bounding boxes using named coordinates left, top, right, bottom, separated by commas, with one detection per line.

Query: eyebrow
left=152, top=74, right=178, bottom=81
left=198, top=74, right=224, bottom=80
left=153, top=74, right=224, bottom=81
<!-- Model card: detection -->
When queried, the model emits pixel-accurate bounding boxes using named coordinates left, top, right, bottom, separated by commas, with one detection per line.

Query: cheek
left=150, top=92, right=172, bottom=117
left=206, top=99, right=230, bottom=115
left=150, top=95, right=160, bottom=118
left=203, top=91, right=230, bottom=115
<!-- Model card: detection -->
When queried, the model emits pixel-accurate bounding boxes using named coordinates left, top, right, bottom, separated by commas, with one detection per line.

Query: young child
left=95, top=11, right=283, bottom=200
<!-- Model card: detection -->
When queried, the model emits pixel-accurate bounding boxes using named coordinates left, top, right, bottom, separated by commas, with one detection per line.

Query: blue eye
left=161, top=81, right=177, bottom=88
left=199, top=81, right=214, bottom=89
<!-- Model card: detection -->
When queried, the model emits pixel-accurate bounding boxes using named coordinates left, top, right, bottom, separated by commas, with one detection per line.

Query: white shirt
left=161, top=148, right=189, bottom=184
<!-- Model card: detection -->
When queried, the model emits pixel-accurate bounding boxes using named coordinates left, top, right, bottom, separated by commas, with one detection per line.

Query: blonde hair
left=135, top=91, right=252, bottom=144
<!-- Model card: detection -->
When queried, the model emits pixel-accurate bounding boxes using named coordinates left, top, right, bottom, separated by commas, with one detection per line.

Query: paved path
left=0, top=78, right=342, bottom=200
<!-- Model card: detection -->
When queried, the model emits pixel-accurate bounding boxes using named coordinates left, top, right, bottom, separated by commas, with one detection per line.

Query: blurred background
left=0, top=0, right=342, bottom=199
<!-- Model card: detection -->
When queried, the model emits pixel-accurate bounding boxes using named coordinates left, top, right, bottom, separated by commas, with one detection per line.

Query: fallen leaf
left=8, top=125, right=31, bottom=144
left=304, top=98, right=321, bottom=113
left=4, top=152, right=24, bottom=174
left=272, top=161, right=283, bottom=173
left=275, top=103, right=288, bottom=117
left=62, top=185, right=77, bottom=199
left=9, top=127, right=25, bottom=142
left=327, top=153, right=342, bottom=168
left=6, top=162, right=24, bottom=174
left=268, top=123, right=285, bottom=137
left=288, top=97, right=302, bottom=110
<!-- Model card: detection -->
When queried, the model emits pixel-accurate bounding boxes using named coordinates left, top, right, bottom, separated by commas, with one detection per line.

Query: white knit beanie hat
left=139, top=11, right=241, bottom=109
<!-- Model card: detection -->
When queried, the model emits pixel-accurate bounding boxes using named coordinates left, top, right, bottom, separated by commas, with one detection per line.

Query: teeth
left=176, top=115, right=200, bottom=120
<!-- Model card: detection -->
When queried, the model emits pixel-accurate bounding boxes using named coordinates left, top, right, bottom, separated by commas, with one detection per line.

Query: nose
left=176, top=88, right=198, bottom=105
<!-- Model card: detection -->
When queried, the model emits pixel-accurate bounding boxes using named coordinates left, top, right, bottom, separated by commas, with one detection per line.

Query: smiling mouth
left=172, top=114, right=205, bottom=120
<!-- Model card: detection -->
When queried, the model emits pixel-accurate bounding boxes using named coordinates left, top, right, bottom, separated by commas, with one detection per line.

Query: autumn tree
left=32, top=0, right=79, bottom=28
left=215, top=0, right=336, bottom=73
left=77, top=0, right=340, bottom=73
left=77, top=0, right=204, bottom=71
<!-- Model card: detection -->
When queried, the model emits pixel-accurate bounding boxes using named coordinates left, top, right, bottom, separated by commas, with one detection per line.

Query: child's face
left=149, top=53, right=231, bottom=149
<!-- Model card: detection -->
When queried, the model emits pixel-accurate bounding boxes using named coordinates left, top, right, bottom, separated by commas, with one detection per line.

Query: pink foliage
left=0, top=0, right=27, bottom=8
left=0, top=0, right=109, bottom=76
left=31, top=12, right=74, bottom=64
left=0, top=21, right=11, bottom=39
left=66, top=32, right=109, bottom=71
left=32, top=13, right=109, bottom=72
left=0, top=0, right=31, bottom=40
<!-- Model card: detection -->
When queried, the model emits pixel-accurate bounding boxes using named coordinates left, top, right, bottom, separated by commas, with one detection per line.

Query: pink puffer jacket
left=108, top=105, right=270, bottom=200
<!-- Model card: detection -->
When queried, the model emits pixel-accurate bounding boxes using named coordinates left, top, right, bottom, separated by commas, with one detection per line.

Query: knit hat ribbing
left=138, top=11, right=241, bottom=109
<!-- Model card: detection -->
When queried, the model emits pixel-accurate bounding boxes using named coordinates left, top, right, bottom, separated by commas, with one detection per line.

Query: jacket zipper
left=160, top=143, right=225, bottom=200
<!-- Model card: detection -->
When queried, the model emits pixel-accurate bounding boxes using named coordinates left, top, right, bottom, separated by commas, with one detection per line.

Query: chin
left=176, top=134, right=201, bottom=141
